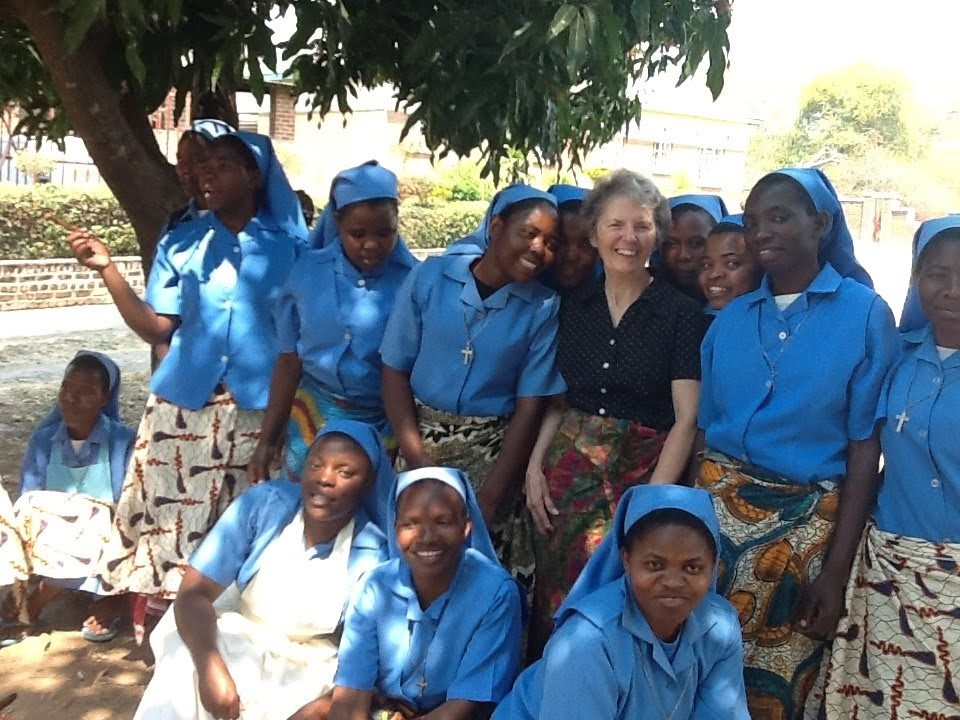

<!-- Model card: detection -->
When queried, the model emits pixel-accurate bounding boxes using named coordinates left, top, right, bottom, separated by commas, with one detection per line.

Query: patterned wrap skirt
left=98, top=389, right=263, bottom=598
left=697, top=448, right=838, bottom=720
left=536, top=408, right=667, bottom=628
left=397, top=402, right=535, bottom=599
left=0, top=487, right=29, bottom=622
left=812, top=523, right=960, bottom=720
left=284, top=373, right=394, bottom=481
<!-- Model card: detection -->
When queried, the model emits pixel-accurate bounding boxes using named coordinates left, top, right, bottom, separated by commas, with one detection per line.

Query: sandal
left=81, top=617, right=119, bottom=643
left=0, top=620, right=27, bottom=648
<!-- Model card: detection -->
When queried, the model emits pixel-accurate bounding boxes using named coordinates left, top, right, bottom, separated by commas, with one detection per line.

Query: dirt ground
left=0, top=329, right=153, bottom=720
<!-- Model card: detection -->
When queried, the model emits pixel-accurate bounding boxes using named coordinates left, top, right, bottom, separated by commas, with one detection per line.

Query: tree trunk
left=7, top=0, right=185, bottom=267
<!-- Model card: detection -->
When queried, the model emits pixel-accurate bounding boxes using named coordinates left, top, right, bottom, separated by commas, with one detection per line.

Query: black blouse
left=557, top=277, right=709, bottom=430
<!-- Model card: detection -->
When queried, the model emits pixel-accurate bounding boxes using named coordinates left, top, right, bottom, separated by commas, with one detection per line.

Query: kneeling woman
left=1, top=352, right=134, bottom=640
left=330, top=467, right=522, bottom=720
left=134, top=420, right=392, bottom=720
left=494, top=484, right=749, bottom=720
left=816, top=217, right=960, bottom=719
left=381, top=185, right=566, bottom=594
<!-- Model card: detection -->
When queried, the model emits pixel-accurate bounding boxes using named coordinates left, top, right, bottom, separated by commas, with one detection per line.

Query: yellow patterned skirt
left=697, top=449, right=838, bottom=720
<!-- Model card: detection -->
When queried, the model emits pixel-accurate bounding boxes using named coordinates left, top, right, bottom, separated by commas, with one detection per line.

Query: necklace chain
left=460, top=304, right=493, bottom=365
left=894, top=363, right=960, bottom=432
left=758, top=298, right=820, bottom=389
left=639, top=650, right=693, bottom=720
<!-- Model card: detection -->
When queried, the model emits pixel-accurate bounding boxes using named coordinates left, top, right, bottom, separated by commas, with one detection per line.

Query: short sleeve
left=274, top=277, right=302, bottom=354
left=517, top=297, right=567, bottom=398
left=447, top=581, right=523, bottom=704
left=691, top=617, right=751, bottom=720
left=848, top=297, right=900, bottom=441
left=188, top=489, right=259, bottom=588
left=144, top=237, right=182, bottom=316
left=538, top=616, right=618, bottom=720
left=380, top=265, right=424, bottom=373
left=670, top=307, right=709, bottom=381
left=19, top=427, right=51, bottom=495
left=333, top=573, right=382, bottom=691
left=697, top=320, right=720, bottom=431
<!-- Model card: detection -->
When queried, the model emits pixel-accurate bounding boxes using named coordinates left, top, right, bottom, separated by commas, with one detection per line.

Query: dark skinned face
left=337, top=202, right=399, bottom=272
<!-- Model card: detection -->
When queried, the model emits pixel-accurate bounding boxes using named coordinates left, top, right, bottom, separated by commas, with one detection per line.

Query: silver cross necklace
left=460, top=305, right=493, bottom=365
left=757, top=299, right=820, bottom=391
left=893, top=367, right=960, bottom=432
left=639, top=651, right=693, bottom=720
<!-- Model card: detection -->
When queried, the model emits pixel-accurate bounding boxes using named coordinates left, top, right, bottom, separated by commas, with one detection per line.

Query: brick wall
left=269, top=85, right=297, bottom=142
left=0, top=257, right=144, bottom=311
left=0, top=250, right=443, bottom=312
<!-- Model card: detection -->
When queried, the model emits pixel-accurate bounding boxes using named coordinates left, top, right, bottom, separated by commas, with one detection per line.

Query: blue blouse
left=19, top=414, right=135, bottom=503
left=493, top=578, right=749, bottom=720
left=275, top=241, right=417, bottom=408
left=380, top=254, right=566, bottom=417
left=335, top=549, right=522, bottom=713
left=874, top=326, right=960, bottom=542
left=145, top=214, right=299, bottom=411
left=699, top=264, right=899, bottom=484
left=189, top=480, right=388, bottom=592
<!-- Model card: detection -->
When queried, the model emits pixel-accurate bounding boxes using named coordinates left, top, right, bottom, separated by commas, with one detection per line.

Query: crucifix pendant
left=461, top=345, right=474, bottom=365
left=417, top=676, right=428, bottom=697
left=895, top=410, right=909, bottom=433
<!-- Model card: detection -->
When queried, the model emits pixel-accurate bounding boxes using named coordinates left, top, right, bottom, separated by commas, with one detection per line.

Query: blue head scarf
left=764, top=168, right=873, bottom=288
left=308, top=160, right=403, bottom=251
left=899, top=215, right=960, bottom=331
left=312, top=419, right=395, bottom=532
left=445, top=183, right=557, bottom=255
left=387, top=466, right=498, bottom=563
left=190, top=118, right=235, bottom=141
left=547, top=183, right=588, bottom=207
left=669, top=194, right=729, bottom=223
left=35, top=350, right=122, bottom=434
left=229, top=131, right=308, bottom=244
left=555, top=485, right=720, bottom=629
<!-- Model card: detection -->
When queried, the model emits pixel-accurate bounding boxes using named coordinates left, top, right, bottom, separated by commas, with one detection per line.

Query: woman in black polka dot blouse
left=525, top=169, right=710, bottom=658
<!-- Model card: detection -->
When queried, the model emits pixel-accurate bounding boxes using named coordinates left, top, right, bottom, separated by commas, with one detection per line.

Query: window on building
left=653, top=141, right=673, bottom=173
left=698, top=147, right=725, bottom=187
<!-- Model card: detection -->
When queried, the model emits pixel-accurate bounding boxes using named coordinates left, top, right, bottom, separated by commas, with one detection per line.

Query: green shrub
left=397, top=176, right=438, bottom=203
left=0, top=185, right=137, bottom=260
left=400, top=200, right=486, bottom=248
left=430, top=161, right=495, bottom=203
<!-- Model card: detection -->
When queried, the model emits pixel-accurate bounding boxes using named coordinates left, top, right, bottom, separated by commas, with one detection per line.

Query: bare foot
left=83, top=594, right=125, bottom=639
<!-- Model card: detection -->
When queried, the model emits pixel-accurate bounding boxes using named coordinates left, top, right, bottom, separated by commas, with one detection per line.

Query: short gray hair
left=583, top=170, right=671, bottom=247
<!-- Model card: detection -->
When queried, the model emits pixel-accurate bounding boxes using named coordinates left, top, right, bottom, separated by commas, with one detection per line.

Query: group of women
left=0, top=116, right=956, bottom=720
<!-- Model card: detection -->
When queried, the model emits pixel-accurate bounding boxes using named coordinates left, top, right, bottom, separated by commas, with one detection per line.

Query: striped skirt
left=813, top=523, right=960, bottom=719
left=698, top=449, right=838, bottom=720
left=98, top=389, right=263, bottom=598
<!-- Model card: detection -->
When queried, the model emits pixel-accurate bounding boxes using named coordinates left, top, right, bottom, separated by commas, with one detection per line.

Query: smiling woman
left=329, top=467, right=522, bottom=720
left=380, top=184, right=567, bottom=608
left=525, top=170, right=709, bottom=659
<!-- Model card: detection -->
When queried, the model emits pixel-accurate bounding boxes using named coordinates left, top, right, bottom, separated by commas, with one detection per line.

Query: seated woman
left=541, top=183, right=599, bottom=292
left=815, top=217, right=960, bottom=719
left=68, top=131, right=304, bottom=616
left=134, top=420, right=393, bottom=720
left=693, top=167, right=896, bottom=718
left=524, top=170, right=708, bottom=656
left=250, top=161, right=419, bottom=503
left=494, top=484, right=749, bottom=720
left=660, top=194, right=728, bottom=302
left=698, top=215, right=762, bottom=315
left=0, top=351, right=134, bottom=641
left=381, top=185, right=566, bottom=598
left=329, top=467, right=522, bottom=720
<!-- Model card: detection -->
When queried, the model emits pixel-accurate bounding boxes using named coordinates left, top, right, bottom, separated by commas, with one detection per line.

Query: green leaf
left=566, top=12, right=587, bottom=77
left=247, top=57, right=265, bottom=100
left=501, top=20, right=533, bottom=58
left=547, top=5, right=578, bottom=41
left=62, top=0, right=106, bottom=53
left=706, top=45, right=726, bottom=99
left=125, top=42, right=147, bottom=85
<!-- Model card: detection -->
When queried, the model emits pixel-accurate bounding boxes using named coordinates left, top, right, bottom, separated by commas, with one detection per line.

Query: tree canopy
left=0, top=0, right=731, bottom=255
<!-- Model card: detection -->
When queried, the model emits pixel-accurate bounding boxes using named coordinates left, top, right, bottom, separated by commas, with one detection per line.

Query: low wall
left=0, top=248, right=445, bottom=312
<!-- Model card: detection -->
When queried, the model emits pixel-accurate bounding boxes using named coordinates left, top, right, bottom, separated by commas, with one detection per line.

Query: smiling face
left=175, top=133, right=210, bottom=204
left=199, top=141, right=260, bottom=215
left=663, top=207, right=715, bottom=297
left=395, top=480, right=471, bottom=587
left=337, top=200, right=399, bottom=272
left=299, top=434, right=373, bottom=527
left=917, top=235, right=960, bottom=346
left=592, top=195, right=658, bottom=276
left=553, top=208, right=598, bottom=289
left=621, top=518, right=715, bottom=641
left=485, top=201, right=558, bottom=285
left=699, top=230, right=762, bottom=311
left=742, top=177, right=827, bottom=283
